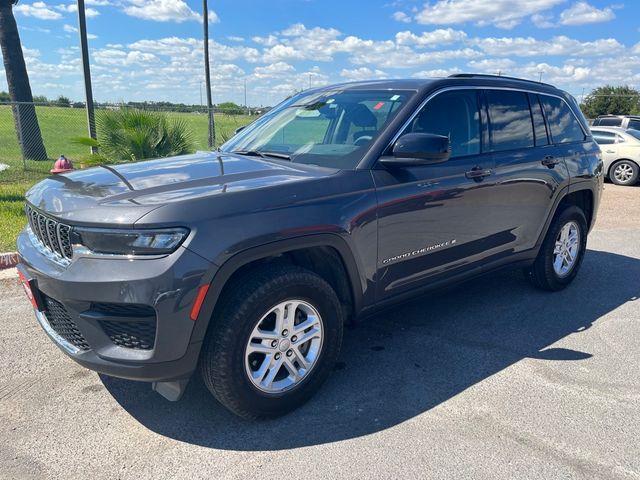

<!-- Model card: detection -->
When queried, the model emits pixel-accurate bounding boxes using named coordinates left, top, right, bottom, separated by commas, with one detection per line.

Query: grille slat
left=25, top=205, right=73, bottom=261
left=43, top=295, right=90, bottom=351
left=100, top=320, right=156, bottom=350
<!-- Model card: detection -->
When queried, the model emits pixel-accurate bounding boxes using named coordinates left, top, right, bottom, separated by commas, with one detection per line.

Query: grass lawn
left=0, top=105, right=253, bottom=251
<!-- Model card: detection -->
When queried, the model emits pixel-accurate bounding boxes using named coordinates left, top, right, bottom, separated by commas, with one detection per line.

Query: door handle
left=465, top=167, right=493, bottom=180
left=541, top=155, right=560, bottom=168
left=605, top=150, right=615, bottom=154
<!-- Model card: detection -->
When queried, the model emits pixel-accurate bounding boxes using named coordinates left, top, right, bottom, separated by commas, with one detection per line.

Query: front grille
left=25, top=205, right=73, bottom=260
left=43, top=295, right=90, bottom=351
left=100, top=320, right=156, bottom=350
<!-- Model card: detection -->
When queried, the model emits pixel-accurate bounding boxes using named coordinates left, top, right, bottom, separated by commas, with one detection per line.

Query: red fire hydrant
left=51, top=155, right=74, bottom=174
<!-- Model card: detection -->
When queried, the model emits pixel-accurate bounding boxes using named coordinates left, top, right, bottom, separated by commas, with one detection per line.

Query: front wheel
left=525, top=206, right=588, bottom=291
left=199, top=264, right=343, bottom=419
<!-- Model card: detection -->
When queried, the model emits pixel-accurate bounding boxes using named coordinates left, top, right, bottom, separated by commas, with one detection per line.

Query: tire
left=610, top=160, right=639, bottom=186
left=525, top=205, right=588, bottom=291
left=199, top=263, right=343, bottom=419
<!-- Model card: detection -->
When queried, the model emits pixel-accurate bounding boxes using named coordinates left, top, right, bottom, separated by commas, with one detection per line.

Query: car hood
left=25, top=152, right=335, bottom=226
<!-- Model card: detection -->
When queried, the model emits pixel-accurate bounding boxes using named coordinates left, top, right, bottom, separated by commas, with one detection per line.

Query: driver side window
left=408, top=90, right=481, bottom=158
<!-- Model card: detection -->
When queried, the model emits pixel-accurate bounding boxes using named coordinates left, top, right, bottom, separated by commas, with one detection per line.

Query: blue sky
left=2, top=0, right=639, bottom=106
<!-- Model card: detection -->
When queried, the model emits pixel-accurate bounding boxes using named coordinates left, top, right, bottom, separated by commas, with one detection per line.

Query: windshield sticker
left=390, top=94, right=400, bottom=101
left=373, top=101, right=385, bottom=110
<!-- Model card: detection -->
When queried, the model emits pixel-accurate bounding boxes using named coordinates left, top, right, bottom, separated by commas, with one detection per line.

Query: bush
left=94, top=108, right=195, bottom=162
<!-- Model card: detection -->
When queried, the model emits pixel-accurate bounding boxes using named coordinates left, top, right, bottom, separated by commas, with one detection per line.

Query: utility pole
left=203, top=0, right=215, bottom=148
left=77, top=0, right=96, bottom=153
left=244, top=77, right=247, bottom=109
left=199, top=81, right=203, bottom=107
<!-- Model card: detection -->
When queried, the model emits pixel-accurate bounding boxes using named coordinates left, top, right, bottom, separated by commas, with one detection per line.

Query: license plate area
left=17, top=267, right=45, bottom=312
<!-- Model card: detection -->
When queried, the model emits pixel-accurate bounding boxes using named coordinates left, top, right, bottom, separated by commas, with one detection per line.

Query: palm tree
left=0, top=0, right=48, bottom=160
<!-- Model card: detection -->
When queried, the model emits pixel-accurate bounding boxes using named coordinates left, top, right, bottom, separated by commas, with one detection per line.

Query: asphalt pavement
left=1, top=184, right=639, bottom=479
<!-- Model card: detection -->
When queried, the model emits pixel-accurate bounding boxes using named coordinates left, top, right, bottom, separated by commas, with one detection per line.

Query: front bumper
left=17, top=227, right=212, bottom=383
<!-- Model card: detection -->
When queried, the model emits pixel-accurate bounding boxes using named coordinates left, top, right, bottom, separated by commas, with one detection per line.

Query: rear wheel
left=610, top=160, right=639, bottom=186
left=199, top=264, right=343, bottom=419
left=525, top=206, right=588, bottom=291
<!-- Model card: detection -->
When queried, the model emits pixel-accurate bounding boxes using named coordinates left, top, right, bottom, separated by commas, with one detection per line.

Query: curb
left=0, top=252, right=19, bottom=270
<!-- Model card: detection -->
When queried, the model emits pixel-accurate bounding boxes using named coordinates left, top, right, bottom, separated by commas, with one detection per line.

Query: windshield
left=626, top=129, right=640, bottom=141
left=220, top=89, right=414, bottom=168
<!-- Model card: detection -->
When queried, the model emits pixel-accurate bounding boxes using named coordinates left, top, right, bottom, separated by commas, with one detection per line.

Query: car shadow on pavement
left=101, top=248, right=639, bottom=450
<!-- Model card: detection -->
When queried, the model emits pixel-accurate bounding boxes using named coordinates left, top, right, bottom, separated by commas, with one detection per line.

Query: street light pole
left=77, top=0, right=96, bottom=153
left=203, top=0, right=215, bottom=148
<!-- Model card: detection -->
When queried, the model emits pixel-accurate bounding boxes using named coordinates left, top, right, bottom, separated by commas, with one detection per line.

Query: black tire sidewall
left=201, top=268, right=343, bottom=418
left=540, top=206, right=588, bottom=289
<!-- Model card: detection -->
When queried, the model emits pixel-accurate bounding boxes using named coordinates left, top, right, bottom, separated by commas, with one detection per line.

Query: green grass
left=0, top=105, right=253, bottom=251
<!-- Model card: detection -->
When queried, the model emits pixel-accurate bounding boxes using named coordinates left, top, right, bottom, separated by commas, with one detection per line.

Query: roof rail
left=448, top=73, right=554, bottom=88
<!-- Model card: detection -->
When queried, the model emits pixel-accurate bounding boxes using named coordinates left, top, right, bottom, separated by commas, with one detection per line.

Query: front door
left=373, top=89, right=512, bottom=300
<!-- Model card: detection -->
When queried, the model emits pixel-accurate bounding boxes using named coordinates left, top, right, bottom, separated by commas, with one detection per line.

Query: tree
left=0, top=0, right=48, bottom=160
left=217, top=101, right=244, bottom=115
left=32, top=94, right=48, bottom=103
left=0, top=90, right=9, bottom=102
left=580, top=85, right=640, bottom=118
left=56, top=95, right=71, bottom=107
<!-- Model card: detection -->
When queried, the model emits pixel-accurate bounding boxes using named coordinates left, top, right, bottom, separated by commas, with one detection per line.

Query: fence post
left=77, top=0, right=97, bottom=154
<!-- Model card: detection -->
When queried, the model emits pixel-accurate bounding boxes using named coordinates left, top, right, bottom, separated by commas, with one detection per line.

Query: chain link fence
left=0, top=101, right=256, bottom=169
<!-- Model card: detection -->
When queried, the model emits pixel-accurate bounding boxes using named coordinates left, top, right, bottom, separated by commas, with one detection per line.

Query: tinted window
left=596, top=117, right=622, bottom=126
left=409, top=90, right=480, bottom=158
left=591, top=131, right=616, bottom=145
left=541, top=95, right=586, bottom=144
left=485, top=90, right=534, bottom=151
left=529, top=94, right=549, bottom=146
left=626, top=129, right=640, bottom=141
left=627, top=119, right=640, bottom=130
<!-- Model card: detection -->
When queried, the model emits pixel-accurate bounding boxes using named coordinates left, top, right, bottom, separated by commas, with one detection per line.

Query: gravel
left=1, top=183, right=638, bottom=480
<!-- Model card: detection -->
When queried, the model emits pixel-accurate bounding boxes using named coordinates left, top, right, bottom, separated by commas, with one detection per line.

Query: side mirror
left=381, top=133, right=451, bottom=167
left=234, top=125, right=247, bottom=135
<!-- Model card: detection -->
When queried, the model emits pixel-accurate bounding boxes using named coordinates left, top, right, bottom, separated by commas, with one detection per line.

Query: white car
left=591, top=126, right=640, bottom=186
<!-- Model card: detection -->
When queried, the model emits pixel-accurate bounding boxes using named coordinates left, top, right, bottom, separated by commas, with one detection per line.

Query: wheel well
left=220, top=246, right=355, bottom=323
left=558, top=189, right=594, bottom=229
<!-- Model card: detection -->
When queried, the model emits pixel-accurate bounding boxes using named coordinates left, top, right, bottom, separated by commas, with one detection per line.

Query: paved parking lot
left=1, top=184, right=639, bottom=480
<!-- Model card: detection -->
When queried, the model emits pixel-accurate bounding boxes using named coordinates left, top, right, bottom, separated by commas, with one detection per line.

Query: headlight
left=74, top=227, right=189, bottom=255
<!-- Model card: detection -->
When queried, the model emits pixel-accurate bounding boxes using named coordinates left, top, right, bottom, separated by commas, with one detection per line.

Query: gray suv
left=18, top=74, right=604, bottom=419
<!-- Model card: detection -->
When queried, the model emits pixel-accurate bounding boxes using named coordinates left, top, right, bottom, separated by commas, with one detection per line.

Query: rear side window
left=591, top=131, right=616, bottom=144
left=409, top=90, right=480, bottom=158
left=541, top=95, right=586, bottom=144
left=486, top=90, right=534, bottom=151
left=529, top=94, right=549, bottom=146
left=596, top=117, right=622, bottom=126
left=628, top=119, right=640, bottom=130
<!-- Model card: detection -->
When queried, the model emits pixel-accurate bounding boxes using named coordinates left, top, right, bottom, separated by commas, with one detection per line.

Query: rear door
left=591, top=130, right=619, bottom=171
left=485, top=89, right=565, bottom=252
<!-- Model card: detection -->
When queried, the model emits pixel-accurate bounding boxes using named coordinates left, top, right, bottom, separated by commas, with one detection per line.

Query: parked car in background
left=591, top=126, right=640, bottom=185
left=592, top=115, right=640, bottom=130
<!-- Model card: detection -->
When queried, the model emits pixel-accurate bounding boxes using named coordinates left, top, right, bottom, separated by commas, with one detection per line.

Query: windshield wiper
left=231, top=150, right=291, bottom=161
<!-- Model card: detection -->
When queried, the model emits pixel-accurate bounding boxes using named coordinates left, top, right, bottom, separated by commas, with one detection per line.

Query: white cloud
left=414, top=0, right=565, bottom=29
left=14, top=2, right=62, bottom=20
left=63, top=23, right=77, bottom=33
left=411, top=67, right=463, bottom=78
left=531, top=13, right=556, bottom=28
left=467, top=58, right=516, bottom=72
left=85, top=0, right=111, bottom=5
left=253, top=62, right=295, bottom=79
left=473, top=35, right=624, bottom=57
left=122, top=0, right=218, bottom=23
left=340, top=67, right=388, bottom=80
left=55, top=3, right=100, bottom=17
left=392, top=11, right=411, bottom=23
left=559, top=2, right=615, bottom=25
left=396, top=28, right=467, bottom=47
left=227, top=36, right=244, bottom=42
